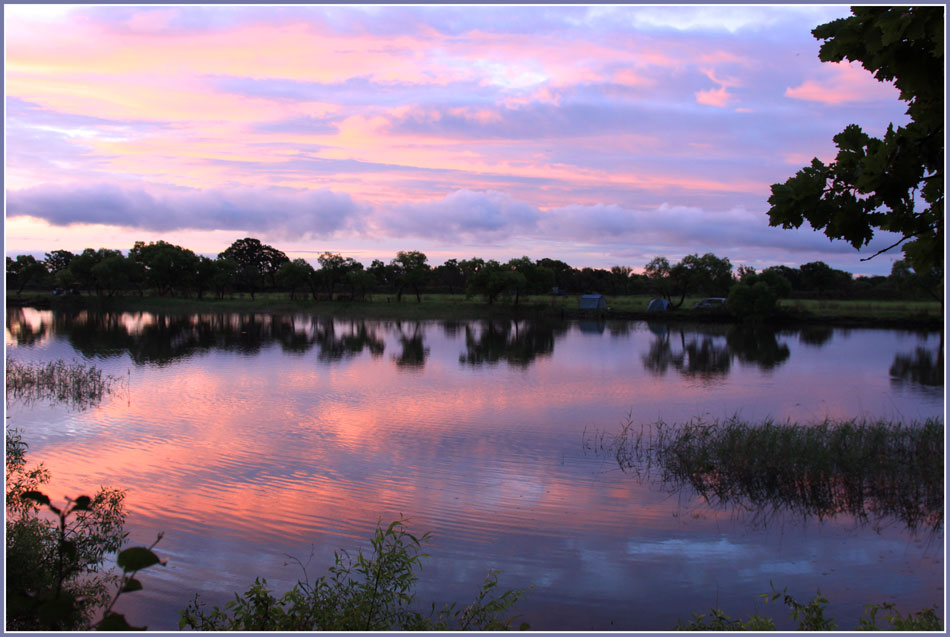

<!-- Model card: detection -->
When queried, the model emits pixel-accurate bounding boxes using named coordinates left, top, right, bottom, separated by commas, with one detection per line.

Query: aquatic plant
left=585, top=415, right=943, bottom=532
left=5, top=358, right=121, bottom=410
left=180, top=517, right=530, bottom=631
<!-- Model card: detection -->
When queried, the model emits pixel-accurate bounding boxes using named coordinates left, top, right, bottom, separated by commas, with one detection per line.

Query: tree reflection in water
left=313, top=318, right=385, bottom=363
left=392, top=321, right=428, bottom=369
left=458, top=319, right=565, bottom=368
left=890, top=346, right=943, bottom=388
left=4, top=309, right=941, bottom=392
left=642, top=322, right=789, bottom=381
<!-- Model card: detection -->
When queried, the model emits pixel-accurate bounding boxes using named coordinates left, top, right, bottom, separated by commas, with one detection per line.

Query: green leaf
left=117, top=546, right=161, bottom=571
left=122, top=577, right=144, bottom=592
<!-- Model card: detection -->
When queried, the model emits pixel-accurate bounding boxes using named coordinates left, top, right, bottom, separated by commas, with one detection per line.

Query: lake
left=4, top=307, right=944, bottom=630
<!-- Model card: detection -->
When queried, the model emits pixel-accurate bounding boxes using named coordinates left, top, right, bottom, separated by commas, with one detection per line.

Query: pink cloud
left=696, top=85, right=732, bottom=107
left=785, top=60, right=899, bottom=104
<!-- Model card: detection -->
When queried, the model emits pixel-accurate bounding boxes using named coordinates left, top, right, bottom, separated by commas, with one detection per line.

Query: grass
left=778, top=298, right=942, bottom=321
left=11, top=290, right=941, bottom=326
left=5, top=359, right=122, bottom=410
left=585, top=416, right=944, bottom=533
left=10, top=289, right=942, bottom=326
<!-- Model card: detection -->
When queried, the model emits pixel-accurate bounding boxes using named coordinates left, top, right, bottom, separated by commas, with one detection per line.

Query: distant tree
left=68, top=249, right=122, bottom=296
left=129, top=241, right=199, bottom=296
left=536, top=258, right=574, bottom=292
left=682, top=253, right=733, bottom=297
left=391, top=251, right=430, bottom=303
left=315, top=252, right=361, bottom=299
left=888, top=258, right=942, bottom=302
left=800, top=261, right=852, bottom=297
left=194, top=256, right=218, bottom=299
left=218, top=238, right=289, bottom=298
left=736, top=265, right=757, bottom=283
left=368, top=259, right=395, bottom=293
left=465, top=260, right=524, bottom=305
left=727, top=281, right=779, bottom=319
left=276, top=259, right=315, bottom=300
left=210, top=258, right=238, bottom=299
left=345, top=269, right=378, bottom=300
left=91, top=255, right=137, bottom=297
left=458, top=257, right=486, bottom=292
left=767, top=6, right=943, bottom=276
left=644, top=253, right=733, bottom=307
left=763, top=265, right=803, bottom=293
left=610, top=265, right=635, bottom=295
left=43, top=250, right=74, bottom=275
left=507, top=256, right=553, bottom=300
left=433, top=259, right=464, bottom=294
left=6, top=255, right=48, bottom=295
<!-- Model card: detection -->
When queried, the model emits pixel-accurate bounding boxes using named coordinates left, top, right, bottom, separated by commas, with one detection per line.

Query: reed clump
left=586, top=416, right=943, bottom=532
left=5, top=359, right=120, bottom=410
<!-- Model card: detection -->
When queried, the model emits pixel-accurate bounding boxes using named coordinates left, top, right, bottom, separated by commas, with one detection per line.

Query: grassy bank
left=7, top=291, right=943, bottom=327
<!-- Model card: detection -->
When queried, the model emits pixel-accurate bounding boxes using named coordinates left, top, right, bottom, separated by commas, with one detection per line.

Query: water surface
left=5, top=309, right=943, bottom=630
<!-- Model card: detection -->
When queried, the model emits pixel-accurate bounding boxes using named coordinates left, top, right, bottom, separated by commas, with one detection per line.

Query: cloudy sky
left=5, top=4, right=911, bottom=274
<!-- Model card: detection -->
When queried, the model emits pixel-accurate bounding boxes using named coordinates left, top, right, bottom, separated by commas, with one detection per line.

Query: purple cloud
left=7, top=183, right=364, bottom=238
left=380, top=190, right=540, bottom=240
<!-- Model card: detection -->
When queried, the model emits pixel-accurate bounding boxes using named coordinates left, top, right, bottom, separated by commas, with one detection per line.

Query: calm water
left=5, top=308, right=944, bottom=631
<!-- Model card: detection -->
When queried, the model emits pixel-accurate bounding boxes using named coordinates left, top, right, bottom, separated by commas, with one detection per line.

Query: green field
left=6, top=291, right=943, bottom=327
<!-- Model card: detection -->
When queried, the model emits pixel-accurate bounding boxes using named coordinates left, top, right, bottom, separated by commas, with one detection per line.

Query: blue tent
left=647, top=298, right=672, bottom=312
left=579, top=294, right=607, bottom=310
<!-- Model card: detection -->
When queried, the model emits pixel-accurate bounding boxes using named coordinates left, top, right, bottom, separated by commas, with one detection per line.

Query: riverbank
left=6, top=292, right=944, bottom=329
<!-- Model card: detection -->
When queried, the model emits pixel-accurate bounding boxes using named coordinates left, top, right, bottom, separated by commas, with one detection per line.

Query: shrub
left=727, top=280, right=778, bottom=317
left=5, top=430, right=163, bottom=631
left=180, top=518, right=529, bottom=631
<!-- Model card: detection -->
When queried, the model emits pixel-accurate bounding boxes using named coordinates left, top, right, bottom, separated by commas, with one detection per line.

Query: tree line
left=5, top=236, right=939, bottom=306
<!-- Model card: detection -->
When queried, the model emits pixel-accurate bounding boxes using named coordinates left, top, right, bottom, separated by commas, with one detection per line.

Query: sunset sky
left=4, top=4, right=912, bottom=274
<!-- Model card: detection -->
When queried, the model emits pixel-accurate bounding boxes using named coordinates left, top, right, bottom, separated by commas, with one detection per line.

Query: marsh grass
left=585, top=416, right=944, bottom=532
left=5, top=359, right=122, bottom=410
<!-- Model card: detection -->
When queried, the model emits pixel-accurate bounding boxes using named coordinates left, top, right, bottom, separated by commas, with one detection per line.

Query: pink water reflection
left=5, top=313, right=943, bottom=630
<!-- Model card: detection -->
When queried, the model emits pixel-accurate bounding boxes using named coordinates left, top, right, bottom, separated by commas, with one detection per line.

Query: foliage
left=727, top=280, right=778, bottom=318
left=6, top=230, right=941, bottom=304
left=767, top=6, right=944, bottom=275
left=5, top=430, right=165, bottom=630
left=128, top=240, right=200, bottom=296
left=645, top=253, right=732, bottom=308
left=276, top=258, right=315, bottom=300
left=180, top=518, right=529, bottom=631
left=44, top=249, right=75, bottom=275
left=391, top=250, right=430, bottom=302
left=857, top=601, right=943, bottom=631
left=315, top=252, right=363, bottom=299
left=6, top=254, right=49, bottom=294
left=676, top=583, right=941, bottom=631
left=218, top=237, right=290, bottom=298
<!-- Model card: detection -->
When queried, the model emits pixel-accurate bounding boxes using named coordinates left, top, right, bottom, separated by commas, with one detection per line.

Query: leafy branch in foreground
left=180, top=517, right=529, bottom=631
left=677, top=583, right=942, bottom=631
left=5, top=430, right=164, bottom=631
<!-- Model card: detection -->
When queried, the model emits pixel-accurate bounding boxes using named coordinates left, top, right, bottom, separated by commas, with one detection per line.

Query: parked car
left=693, top=297, right=726, bottom=309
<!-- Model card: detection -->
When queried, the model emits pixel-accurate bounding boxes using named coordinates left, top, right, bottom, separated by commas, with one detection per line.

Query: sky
left=4, top=4, right=915, bottom=275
